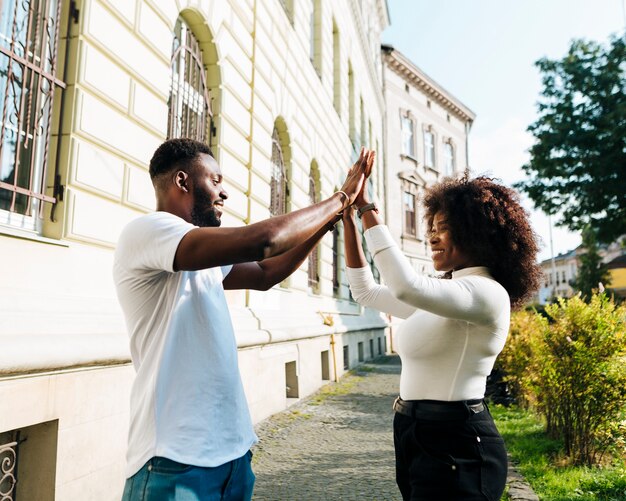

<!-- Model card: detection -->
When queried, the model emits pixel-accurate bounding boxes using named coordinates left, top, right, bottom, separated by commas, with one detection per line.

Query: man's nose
left=220, top=189, right=229, bottom=200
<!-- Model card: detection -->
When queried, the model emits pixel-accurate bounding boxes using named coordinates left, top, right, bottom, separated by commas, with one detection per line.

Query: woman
left=343, top=175, right=541, bottom=500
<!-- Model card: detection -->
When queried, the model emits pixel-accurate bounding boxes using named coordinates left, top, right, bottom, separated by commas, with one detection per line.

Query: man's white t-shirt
left=113, top=212, right=257, bottom=478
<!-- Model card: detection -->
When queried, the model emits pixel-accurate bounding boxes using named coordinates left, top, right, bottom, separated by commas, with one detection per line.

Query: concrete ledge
left=0, top=333, right=130, bottom=376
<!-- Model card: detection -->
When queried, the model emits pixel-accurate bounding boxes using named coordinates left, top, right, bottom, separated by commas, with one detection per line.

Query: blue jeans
left=121, top=451, right=255, bottom=501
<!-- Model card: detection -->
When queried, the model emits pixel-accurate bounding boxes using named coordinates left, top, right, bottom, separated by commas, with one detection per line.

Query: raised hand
left=340, top=148, right=374, bottom=207
left=355, top=151, right=375, bottom=207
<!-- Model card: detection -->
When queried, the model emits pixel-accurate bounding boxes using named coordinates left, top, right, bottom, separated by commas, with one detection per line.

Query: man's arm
left=174, top=149, right=375, bottom=271
left=222, top=217, right=339, bottom=290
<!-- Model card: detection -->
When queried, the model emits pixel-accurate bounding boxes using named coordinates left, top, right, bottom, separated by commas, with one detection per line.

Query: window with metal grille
left=0, top=420, right=58, bottom=501
left=0, top=0, right=65, bottom=226
left=403, top=191, right=417, bottom=236
left=307, top=164, right=319, bottom=291
left=168, top=17, right=212, bottom=143
left=270, top=127, right=287, bottom=216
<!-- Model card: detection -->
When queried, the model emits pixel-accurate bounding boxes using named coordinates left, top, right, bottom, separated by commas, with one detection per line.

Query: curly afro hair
left=423, top=175, right=542, bottom=310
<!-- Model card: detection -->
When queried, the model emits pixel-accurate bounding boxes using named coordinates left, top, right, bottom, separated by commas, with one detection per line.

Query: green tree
left=515, top=35, right=626, bottom=243
left=572, top=227, right=611, bottom=300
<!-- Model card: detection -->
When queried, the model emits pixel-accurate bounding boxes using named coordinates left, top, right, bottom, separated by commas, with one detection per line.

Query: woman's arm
left=343, top=207, right=415, bottom=319
left=352, top=176, right=502, bottom=323
left=364, top=225, right=505, bottom=324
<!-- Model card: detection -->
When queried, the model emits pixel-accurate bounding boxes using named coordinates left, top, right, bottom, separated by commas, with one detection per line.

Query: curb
left=506, top=455, right=539, bottom=501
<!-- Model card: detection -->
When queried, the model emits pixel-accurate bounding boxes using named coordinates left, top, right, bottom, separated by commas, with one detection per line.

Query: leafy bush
left=497, top=309, right=547, bottom=407
left=500, top=293, right=626, bottom=466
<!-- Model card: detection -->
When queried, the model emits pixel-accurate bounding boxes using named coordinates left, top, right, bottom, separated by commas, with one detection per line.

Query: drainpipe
left=464, top=121, right=471, bottom=175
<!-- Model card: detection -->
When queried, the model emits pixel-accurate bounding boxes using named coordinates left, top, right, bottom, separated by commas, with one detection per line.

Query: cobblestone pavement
left=251, top=354, right=539, bottom=501
left=252, top=355, right=401, bottom=501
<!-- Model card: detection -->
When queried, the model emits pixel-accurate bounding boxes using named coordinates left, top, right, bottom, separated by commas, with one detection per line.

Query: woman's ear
left=174, top=171, right=189, bottom=193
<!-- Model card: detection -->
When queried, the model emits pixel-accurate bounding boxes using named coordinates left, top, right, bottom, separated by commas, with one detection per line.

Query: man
left=114, top=138, right=374, bottom=500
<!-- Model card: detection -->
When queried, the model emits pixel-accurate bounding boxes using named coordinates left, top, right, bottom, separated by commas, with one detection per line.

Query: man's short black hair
left=149, top=138, right=214, bottom=180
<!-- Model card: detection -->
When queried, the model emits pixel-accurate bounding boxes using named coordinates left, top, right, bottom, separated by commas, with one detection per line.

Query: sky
left=381, top=0, right=625, bottom=261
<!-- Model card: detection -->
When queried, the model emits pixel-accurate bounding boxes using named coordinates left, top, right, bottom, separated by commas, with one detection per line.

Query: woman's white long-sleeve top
left=347, top=225, right=511, bottom=401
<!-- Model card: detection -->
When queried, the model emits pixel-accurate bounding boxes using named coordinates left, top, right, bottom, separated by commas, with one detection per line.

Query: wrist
left=334, top=190, right=349, bottom=211
left=357, top=202, right=379, bottom=219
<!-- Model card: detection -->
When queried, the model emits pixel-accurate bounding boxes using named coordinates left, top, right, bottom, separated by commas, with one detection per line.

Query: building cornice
left=382, top=46, right=476, bottom=124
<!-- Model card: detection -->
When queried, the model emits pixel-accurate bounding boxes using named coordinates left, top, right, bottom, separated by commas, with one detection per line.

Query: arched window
left=168, top=17, right=211, bottom=142
left=307, top=161, right=320, bottom=291
left=270, top=127, right=287, bottom=216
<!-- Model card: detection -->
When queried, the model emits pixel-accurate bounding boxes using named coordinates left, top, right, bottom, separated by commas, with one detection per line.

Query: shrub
left=497, top=309, right=547, bottom=407
left=535, top=294, right=626, bottom=465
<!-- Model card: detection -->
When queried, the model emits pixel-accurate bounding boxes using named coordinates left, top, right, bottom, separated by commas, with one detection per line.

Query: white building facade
left=0, top=0, right=390, bottom=499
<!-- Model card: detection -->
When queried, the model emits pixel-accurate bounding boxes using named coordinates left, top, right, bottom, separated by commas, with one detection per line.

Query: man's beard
left=191, top=187, right=222, bottom=227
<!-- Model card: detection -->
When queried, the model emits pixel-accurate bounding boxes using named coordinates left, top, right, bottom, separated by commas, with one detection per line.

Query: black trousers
left=393, top=402, right=507, bottom=501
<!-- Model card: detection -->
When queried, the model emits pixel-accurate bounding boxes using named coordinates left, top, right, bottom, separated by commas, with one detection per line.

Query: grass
left=308, top=374, right=363, bottom=405
left=491, top=404, right=626, bottom=501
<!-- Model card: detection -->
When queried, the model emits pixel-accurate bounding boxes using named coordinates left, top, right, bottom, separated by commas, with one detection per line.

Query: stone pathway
left=251, top=354, right=538, bottom=501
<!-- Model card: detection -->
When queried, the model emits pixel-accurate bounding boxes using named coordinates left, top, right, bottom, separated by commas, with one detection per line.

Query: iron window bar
left=167, top=18, right=212, bottom=143
left=0, top=440, right=17, bottom=501
left=0, top=0, right=65, bottom=219
left=270, top=128, right=286, bottom=217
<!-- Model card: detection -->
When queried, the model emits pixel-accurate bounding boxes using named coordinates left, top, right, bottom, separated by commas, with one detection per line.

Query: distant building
left=606, top=253, right=626, bottom=298
left=380, top=45, right=475, bottom=276
left=536, top=236, right=626, bottom=304
left=537, top=249, right=580, bottom=304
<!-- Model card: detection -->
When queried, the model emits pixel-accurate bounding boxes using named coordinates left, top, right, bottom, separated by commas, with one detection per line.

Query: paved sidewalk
left=252, top=355, right=401, bottom=501
left=251, top=354, right=539, bottom=501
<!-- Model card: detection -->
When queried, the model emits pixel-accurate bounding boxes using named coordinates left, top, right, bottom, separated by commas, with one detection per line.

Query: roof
left=606, top=253, right=626, bottom=270
left=540, top=248, right=578, bottom=266
left=381, top=45, right=476, bottom=123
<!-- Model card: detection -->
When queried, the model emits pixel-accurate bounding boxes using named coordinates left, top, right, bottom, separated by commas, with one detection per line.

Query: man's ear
left=174, top=171, right=189, bottom=193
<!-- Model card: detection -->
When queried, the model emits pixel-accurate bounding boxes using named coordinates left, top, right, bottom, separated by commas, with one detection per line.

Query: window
left=424, top=129, right=435, bottom=168
left=0, top=420, right=58, bottom=501
left=310, top=0, right=321, bottom=77
left=279, top=0, right=294, bottom=25
left=348, top=62, right=356, bottom=155
left=401, top=114, right=415, bottom=157
left=307, top=162, right=320, bottom=291
left=332, top=21, right=340, bottom=114
left=270, top=127, right=287, bottom=216
left=403, top=191, right=417, bottom=236
left=360, top=97, right=365, bottom=149
left=168, top=17, right=211, bottom=143
left=443, top=142, right=454, bottom=176
left=0, top=0, right=65, bottom=227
